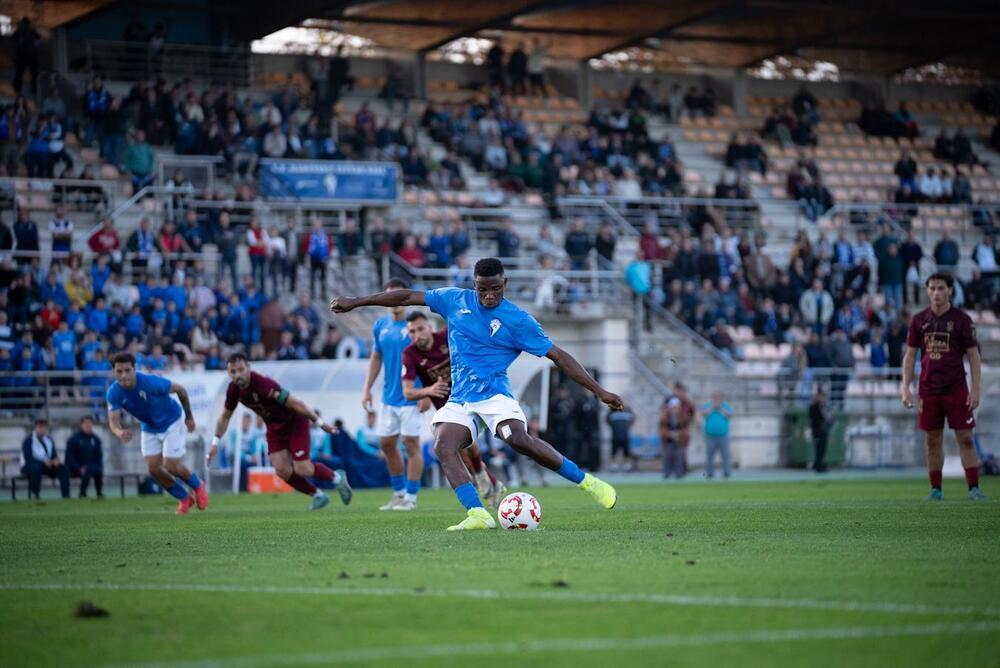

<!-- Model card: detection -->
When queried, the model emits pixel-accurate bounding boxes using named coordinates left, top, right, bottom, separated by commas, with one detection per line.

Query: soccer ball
left=497, top=492, right=542, bottom=530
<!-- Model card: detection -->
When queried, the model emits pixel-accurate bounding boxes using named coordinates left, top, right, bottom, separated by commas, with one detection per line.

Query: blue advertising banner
left=259, top=160, right=399, bottom=203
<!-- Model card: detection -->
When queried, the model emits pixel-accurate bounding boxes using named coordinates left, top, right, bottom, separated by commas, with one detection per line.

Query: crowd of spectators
left=859, top=102, right=921, bottom=140
left=420, top=86, right=687, bottom=206
left=622, top=215, right=999, bottom=363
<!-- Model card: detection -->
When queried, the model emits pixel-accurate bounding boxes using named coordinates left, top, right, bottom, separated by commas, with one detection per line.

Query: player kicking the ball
left=401, top=311, right=507, bottom=509
left=106, top=353, right=208, bottom=515
left=902, top=273, right=985, bottom=501
left=207, top=353, right=353, bottom=511
left=332, top=258, right=624, bottom=530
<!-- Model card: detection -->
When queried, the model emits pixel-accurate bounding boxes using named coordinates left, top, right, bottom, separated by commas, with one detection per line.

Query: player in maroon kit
left=400, top=312, right=507, bottom=508
left=206, top=353, right=353, bottom=510
left=902, top=273, right=985, bottom=501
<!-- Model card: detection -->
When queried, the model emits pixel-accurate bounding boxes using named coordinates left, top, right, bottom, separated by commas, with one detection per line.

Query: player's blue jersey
left=373, top=316, right=415, bottom=407
left=425, top=288, right=553, bottom=404
left=106, top=372, right=183, bottom=433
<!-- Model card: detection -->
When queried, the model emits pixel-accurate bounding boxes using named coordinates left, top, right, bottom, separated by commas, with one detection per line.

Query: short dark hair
left=925, top=273, right=954, bottom=290
left=405, top=311, right=428, bottom=323
left=384, top=278, right=409, bottom=290
left=111, top=352, right=135, bottom=368
left=227, top=351, right=249, bottom=365
left=34, top=417, right=48, bottom=425
left=474, top=258, right=505, bottom=278
left=80, top=415, right=93, bottom=424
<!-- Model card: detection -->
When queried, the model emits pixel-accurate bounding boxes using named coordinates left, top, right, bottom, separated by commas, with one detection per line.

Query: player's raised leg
left=925, top=428, right=945, bottom=500
left=160, top=418, right=208, bottom=510
left=290, top=449, right=353, bottom=507
left=434, top=422, right=496, bottom=530
left=956, top=429, right=987, bottom=500
left=144, top=453, right=194, bottom=515
left=496, top=417, right=617, bottom=509
left=270, top=449, right=329, bottom=510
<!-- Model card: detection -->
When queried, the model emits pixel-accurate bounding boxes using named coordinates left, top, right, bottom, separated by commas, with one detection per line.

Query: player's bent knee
left=292, top=460, right=312, bottom=476
left=274, top=465, right=293, bottom=480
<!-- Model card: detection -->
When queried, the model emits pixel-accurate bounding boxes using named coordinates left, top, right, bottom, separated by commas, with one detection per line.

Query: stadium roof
left=12, top=0, right=1000, bottom=76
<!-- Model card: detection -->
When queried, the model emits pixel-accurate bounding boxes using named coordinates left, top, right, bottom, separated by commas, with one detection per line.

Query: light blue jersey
left=106, top=372, right=183, bottom=433
left=373, top=316, right=415, bottom=407
left=425, top=288, right=553, bottom=404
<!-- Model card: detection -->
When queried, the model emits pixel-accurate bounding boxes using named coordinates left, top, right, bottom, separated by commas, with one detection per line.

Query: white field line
left=113, top=621, right=1000, bottom=668
left=2, top=581, right=999, bottom=618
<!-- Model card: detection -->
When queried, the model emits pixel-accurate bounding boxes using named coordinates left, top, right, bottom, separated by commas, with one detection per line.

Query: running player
left=332, top=258, right=623, bottom=530
left=206, top=353, right=353, bottom=510
left=106, top=353, right=207, bottom=515
left=902, top=273, right=985, bottom=501
left=400, top=311, right=506, bottom=509
left=361, top=278, right=425, bottom=511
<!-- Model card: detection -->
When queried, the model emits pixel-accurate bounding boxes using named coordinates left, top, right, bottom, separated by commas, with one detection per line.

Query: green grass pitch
left=1, top=478, right=998, bottom=667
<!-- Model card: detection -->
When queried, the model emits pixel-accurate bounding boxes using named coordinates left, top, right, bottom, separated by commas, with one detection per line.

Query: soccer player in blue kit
left=332, top=258, right=624, bottom=530
left=361, top=278, right=427, bottom=511
left=106, top=352, right=208, bottom=515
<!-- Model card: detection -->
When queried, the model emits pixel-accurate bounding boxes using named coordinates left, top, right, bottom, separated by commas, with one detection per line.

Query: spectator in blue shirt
left=78, top=330, right=102, bottom=367
left=426, top=223, right=452, bottom=269
left=869, top=325, right=888, bottom=371
left=51, top=320, right=77, bottom=371
left=85, top=296, right=110, bottom=335
left=82, top=347, right=111, bottom=410
left=702, top=391, right=734, bottom=479
left=91, top=254, right=111, bottom=295
left=40, top=271, right=69, bottom=311
left=149, top=296, right=167, bottom=327
left=165, top=273, right=187, bottom=311
left=125, top=304, right=145, bottom=341
left=139, top=344, right=168, bottom=371
left=163, top=300, right=181, bottom=339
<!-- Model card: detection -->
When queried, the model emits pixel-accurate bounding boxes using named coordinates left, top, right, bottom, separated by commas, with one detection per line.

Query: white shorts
left=140, top=416, right=187, bottom=459
left=432, top=394, right=526, bottom=442
left=377, top=403, right=423, bottom=438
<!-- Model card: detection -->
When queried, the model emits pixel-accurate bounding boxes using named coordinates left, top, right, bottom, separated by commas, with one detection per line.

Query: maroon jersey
left=906, top=306, right=977, bottom=396
left=225, top=371, right=299, bottom=424
left=401, top=329, right=451, bottom=409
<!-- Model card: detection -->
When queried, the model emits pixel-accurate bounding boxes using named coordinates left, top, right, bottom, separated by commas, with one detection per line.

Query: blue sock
left=557, top=457, right=586, bottom=484
left=454, top=482, right=483, bottom=510
left=180, top=472, right=201, bottom=490
left=405, top=479, right=420, bottom=496
left=166, top=482, right=189, bottom=501
left=390, top=474, right=405, bottom=494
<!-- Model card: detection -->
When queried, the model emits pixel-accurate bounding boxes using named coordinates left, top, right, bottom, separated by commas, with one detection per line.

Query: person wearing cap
left=20, top=418, right=70, bottom=499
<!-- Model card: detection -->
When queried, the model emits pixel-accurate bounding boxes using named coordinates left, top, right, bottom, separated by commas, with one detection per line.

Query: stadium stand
left=1, top=0, right=999, bottom=479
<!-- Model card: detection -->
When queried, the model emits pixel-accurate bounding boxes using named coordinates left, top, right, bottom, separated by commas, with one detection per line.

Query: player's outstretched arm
left=330, top=289, right=426, bottom=313
left=207, top=406, right=234, bottom=465
left=107, top=409, right=132, bottom=443
left=545, top=345, right=625, bottom=410
left=285, top=393, right=336, bottom=434
left=402, top=378, right=449, bottom=402
left=169, top=382, right=196, bottom=431
left=901, top=345, right=917, bottom=408
left=967, top=346, right=981, bottom=411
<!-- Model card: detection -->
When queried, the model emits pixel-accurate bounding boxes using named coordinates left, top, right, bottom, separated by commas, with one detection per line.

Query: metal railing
left=0, top=371, right=112, bottom=422
left=73, top=40, right=252, bottom=86
left=157, top=156, right=225, bottom=193
left=108, top=186, right=364, bottom=237
left=559, top=195, right=764, bottom=234
left=6, top=176, right=120, bottom=216
left=5, top=249, right=222, bottom=283
left=822, top=201, right=997, bottom=244
left=384, top=253, right=629, bottom=311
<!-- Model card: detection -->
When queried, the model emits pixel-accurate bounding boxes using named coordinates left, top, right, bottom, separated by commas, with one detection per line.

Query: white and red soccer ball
left=497, top=492, right=542, bottom=530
